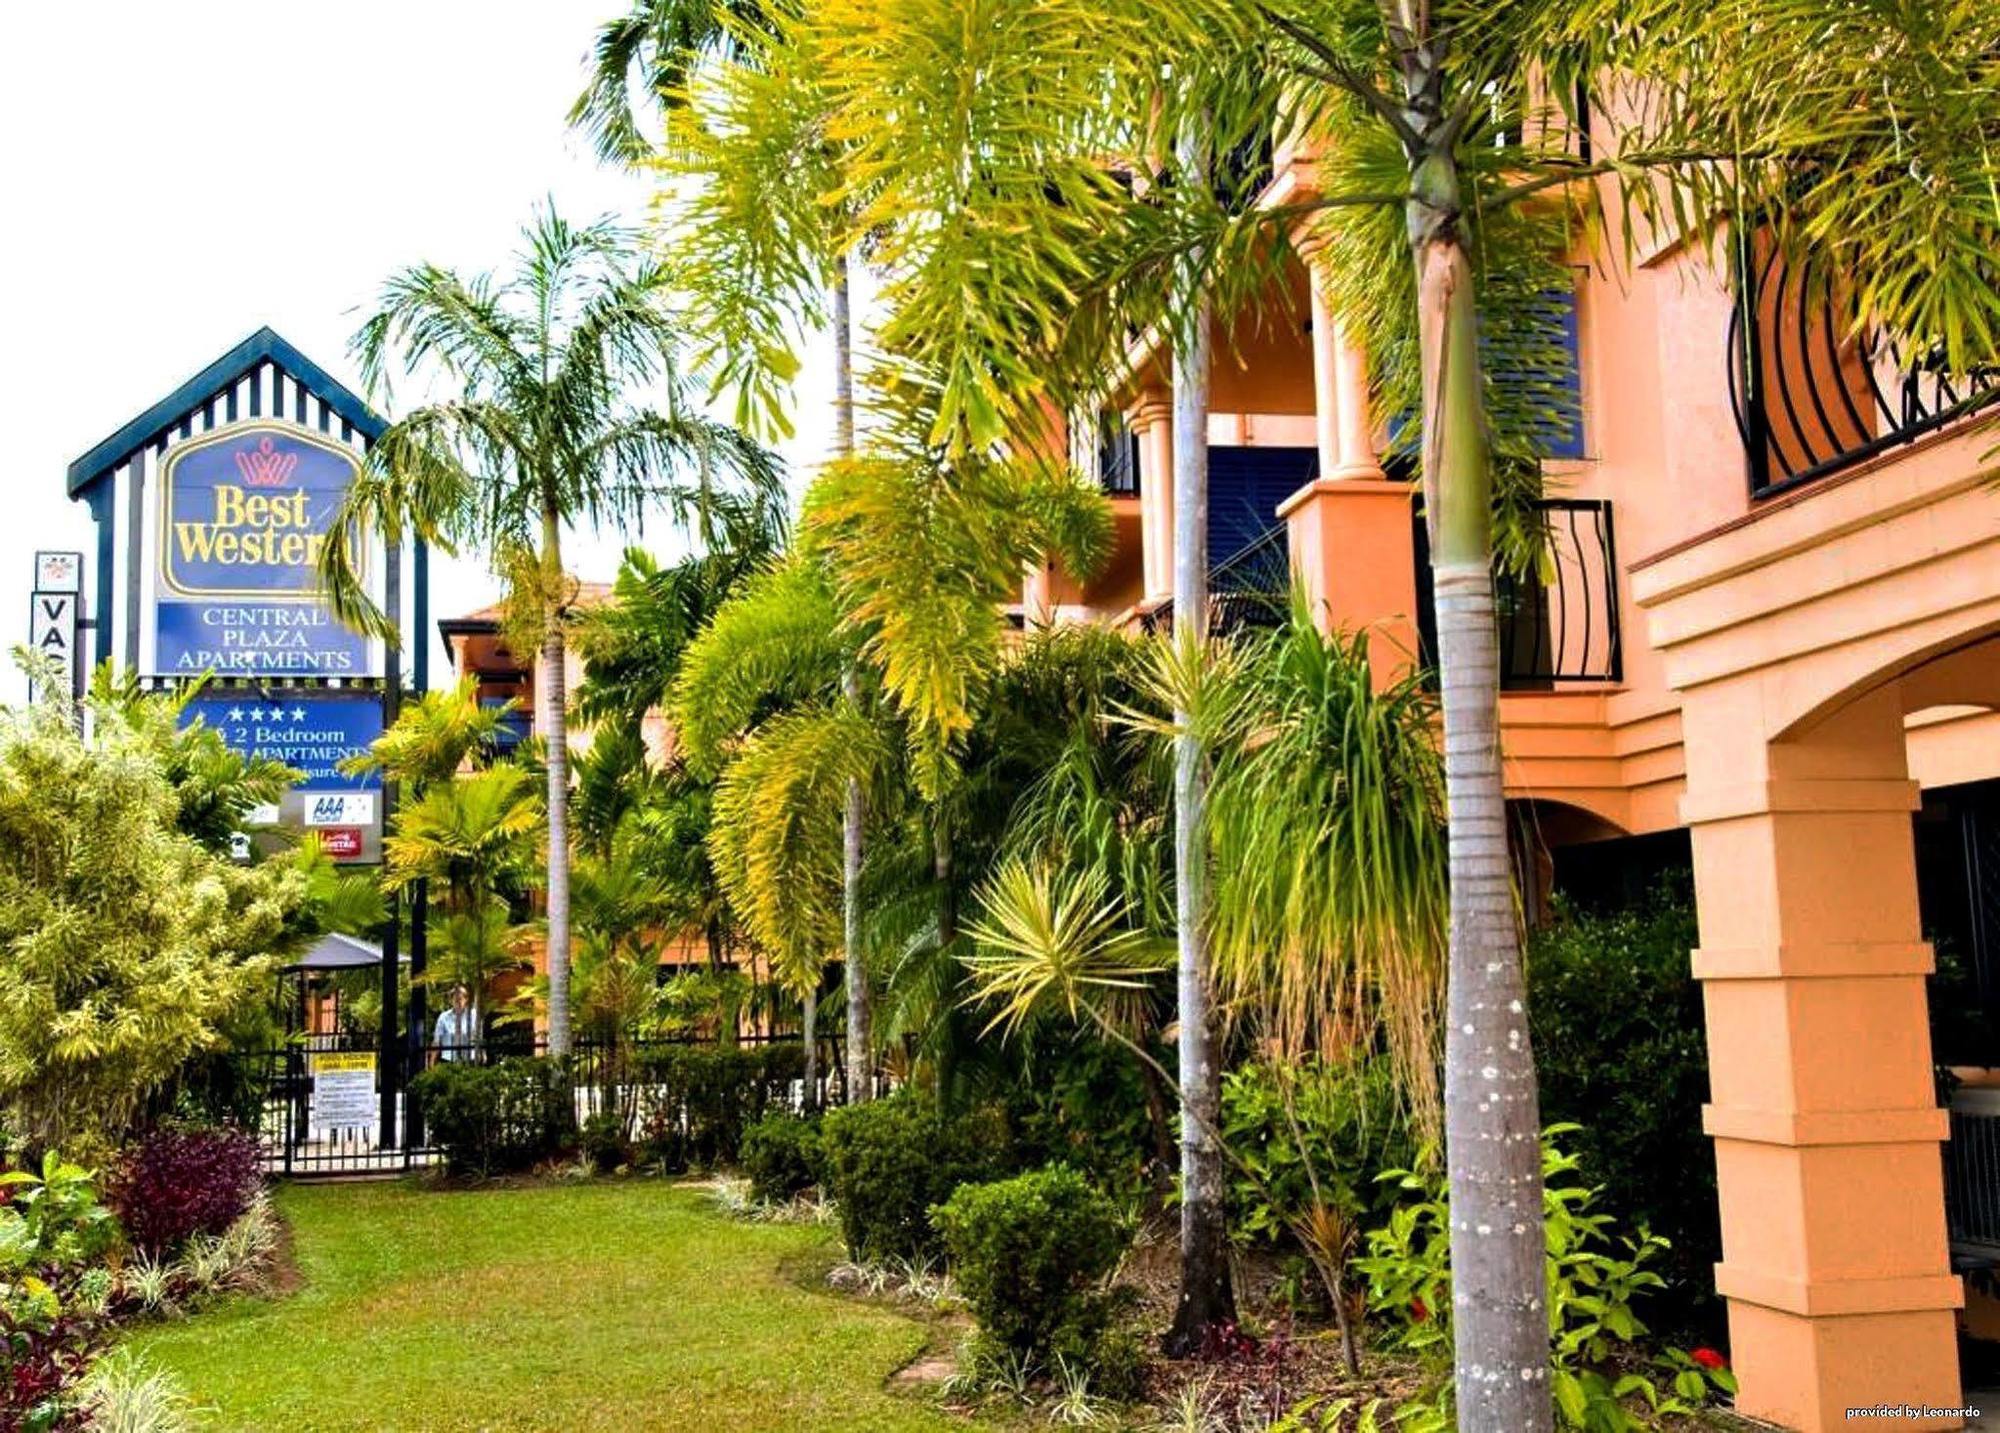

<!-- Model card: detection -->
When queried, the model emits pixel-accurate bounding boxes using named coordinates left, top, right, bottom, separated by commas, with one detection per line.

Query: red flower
left=1690, top=1348, right=1727, bottom=1370
left=1410, top=1297, right=1429, bottom=1323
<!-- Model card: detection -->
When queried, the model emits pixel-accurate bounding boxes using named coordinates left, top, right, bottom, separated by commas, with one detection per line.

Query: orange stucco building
left=1021, top=123, right=2000, bottom=1429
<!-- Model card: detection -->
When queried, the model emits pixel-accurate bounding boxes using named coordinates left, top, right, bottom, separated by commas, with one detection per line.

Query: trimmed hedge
left=410, top=1058, right=577, bottom=1176
left=931, top=1164, right=1130, bottom=1368
left=819, top=1093, right=1013, bottom=1264
left=740, top=1112, right=824, bottom=1203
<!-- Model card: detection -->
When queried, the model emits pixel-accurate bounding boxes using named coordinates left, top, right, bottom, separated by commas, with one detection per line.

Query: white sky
left=0, top=0, right=838, bottom=705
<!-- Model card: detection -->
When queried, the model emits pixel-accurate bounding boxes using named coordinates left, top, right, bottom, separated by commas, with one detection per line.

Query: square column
left=1278, top=478, right=1421, bottom=687
left=1683, top=682, right=1962, bottom=1431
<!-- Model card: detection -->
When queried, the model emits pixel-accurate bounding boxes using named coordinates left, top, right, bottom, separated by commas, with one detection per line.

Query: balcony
left=1728, top=238, right=2000, bottom=499
left=1414, top=498, right=1624, bottom=688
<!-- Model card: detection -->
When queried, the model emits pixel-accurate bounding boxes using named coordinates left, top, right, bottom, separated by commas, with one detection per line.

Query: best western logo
left=158, top=422, right=361, bottom=598
left=172, top=484, right=327, bottom=567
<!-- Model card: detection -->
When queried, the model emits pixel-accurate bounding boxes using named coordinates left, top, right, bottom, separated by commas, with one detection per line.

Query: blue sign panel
left=179, top=693, right=383, bottom=792
left=157, top=602, right=368, bottom=677
left=153, top=422, right=376, bottom=677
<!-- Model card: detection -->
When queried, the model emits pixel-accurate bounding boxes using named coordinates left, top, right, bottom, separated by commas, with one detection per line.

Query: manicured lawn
left=130, top=1179, right=958, bottom=1432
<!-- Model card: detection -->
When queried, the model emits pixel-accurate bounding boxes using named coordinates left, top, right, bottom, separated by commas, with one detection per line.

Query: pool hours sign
left=154, top=422, right=373, bottom=677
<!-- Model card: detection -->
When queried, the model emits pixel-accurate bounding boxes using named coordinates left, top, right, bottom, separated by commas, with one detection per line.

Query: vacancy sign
left=27, top=551, right=83, bottom=703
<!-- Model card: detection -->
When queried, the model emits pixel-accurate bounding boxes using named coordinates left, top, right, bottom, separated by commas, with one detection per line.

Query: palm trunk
left=834, top=257, right=874, bottom=1106
left=801, top=986, right=820, bottom=1113
left=1412, top=154, right=1551, bottom=1430
left=1163, top=122, right=1236, bottom=1357
left=931, top=817, right=957, bottom=1105
left=541, top=506, right=573, bottom=1059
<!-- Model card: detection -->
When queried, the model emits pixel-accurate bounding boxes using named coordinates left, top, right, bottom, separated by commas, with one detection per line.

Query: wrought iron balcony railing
left=1728, top=238, right=2000, bottom=499
left=1414, top=498, right=1624, bottom=688
left=1097, top=424, right=1140, bottom=496
left=1142, top=524, right=1291, bottom=637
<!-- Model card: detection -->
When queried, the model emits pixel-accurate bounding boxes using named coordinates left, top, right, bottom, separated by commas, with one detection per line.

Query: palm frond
left=962, top=859, right=1173, bottom=1042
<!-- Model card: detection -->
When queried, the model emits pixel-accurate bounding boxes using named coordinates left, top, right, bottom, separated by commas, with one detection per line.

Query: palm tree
left=1161, top=117, right=1239, bottom=1353
left=730, top=0, right=2000, bottom=1418
left=569, top=0, right=774, bottom=167
left=572, top=0, right=878, bottom=1098
left=1200, top=605, right=1449, bottom=1110
left=674, top=557, right=864, bottom=1100
left=341, top=676, right=518, bottom=795
left=319, top=208, right=780, bottom=1057
left=430, top=899, right=537, bottom=1039
left=575, top=539, right=783, bottom=741
left=381, top=764, right=544, bottom=1034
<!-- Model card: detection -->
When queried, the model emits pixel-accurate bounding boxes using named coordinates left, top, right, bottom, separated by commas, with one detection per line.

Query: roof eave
left=66, top=326, right=387, bottom=497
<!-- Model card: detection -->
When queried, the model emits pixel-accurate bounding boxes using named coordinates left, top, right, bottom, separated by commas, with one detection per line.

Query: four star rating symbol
left=226, top=705, right=310, bottom=723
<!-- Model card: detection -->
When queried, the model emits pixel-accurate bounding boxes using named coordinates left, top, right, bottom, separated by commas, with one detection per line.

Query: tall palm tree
left=675, top=557, right=860, bottom=1097
left=572, top=0, right=878, bottom=1098
left=320, top=209, right=779, bottom=1057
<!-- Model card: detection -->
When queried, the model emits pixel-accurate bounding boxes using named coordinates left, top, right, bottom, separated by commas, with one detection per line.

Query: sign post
left=27, top=551, right=84, bottom=706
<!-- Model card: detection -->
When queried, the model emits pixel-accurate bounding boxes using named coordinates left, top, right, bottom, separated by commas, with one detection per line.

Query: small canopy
left=281, top=932, right=402, bottom=974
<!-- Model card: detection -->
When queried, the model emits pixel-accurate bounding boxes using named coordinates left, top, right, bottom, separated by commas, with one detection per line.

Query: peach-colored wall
left=1044, top=170, right=2000, bottom=847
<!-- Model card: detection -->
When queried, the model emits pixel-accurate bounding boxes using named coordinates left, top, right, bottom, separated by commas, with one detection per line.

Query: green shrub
left=1007, top=1035, right=1164, bottom=1202
left=579, top=1112, right=629, bottom=1171
left=1354, top=1128, right=1735, bottom=1431
left=410, top=1058, right=577, bottom=1176
left=1221, top=1056, right=1413, bottom=1251
left=932, top=1165, right=1131, bottom=1380
left=819, top=1093, right=1012, bottom=1264
left=630, top=1043, right=805, bottom=1171
left=1527, top=885, right=1717, bottom=1333
left=740, top=1113, right=823, bottom=1203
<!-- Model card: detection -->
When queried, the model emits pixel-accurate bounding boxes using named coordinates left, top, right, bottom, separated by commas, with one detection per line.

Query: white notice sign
left=310, top=1052, right=377, bottom=1139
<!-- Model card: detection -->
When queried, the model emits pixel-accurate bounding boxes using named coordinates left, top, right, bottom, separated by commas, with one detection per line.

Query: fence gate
left=232, top=1036, right=437, bottom=1178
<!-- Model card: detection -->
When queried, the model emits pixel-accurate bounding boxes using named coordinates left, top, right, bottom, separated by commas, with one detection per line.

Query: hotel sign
left=154, top=422, right=372, bottom=677
left=178, top=692, right=385, bottom=863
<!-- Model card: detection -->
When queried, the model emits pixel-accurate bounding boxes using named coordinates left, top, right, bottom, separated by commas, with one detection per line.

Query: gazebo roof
left=281, top=931, right=402, bottom=974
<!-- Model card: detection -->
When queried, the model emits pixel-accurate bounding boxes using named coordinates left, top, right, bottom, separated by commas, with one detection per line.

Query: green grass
left=129, top=1179, right=959, bottom=1432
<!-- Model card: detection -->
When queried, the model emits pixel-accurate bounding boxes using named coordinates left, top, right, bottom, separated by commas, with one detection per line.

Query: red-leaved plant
left=107, top=1123, right=262, bottom=1257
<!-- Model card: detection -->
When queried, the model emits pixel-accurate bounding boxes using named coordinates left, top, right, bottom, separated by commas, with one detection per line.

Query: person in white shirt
left=432, top=984, right=478, bottom=1060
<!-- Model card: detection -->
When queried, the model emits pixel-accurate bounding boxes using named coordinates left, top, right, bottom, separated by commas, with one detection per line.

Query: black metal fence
left=1414, top=498, right=1623, bottom=688
left=217, top=1031, right=849, bottom=1179
left=1728, top=237, right=2000, bottom=498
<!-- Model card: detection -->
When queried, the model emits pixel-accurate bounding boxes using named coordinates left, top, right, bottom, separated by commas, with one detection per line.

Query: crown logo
left=234, top=436, right=298, bottom=488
